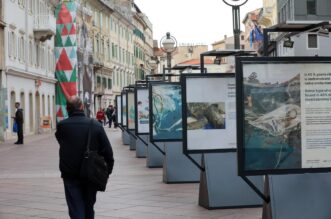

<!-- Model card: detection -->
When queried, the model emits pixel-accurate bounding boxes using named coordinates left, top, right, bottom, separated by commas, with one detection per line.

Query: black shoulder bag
left=80, top=119, right=109, bottom=191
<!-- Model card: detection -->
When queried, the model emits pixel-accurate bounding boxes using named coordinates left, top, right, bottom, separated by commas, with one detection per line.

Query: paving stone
left=0, top=129, right=262, bottom=218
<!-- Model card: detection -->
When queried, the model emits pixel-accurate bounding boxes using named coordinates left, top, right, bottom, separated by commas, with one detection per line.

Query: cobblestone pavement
left=0, top=129, right=261, bottom=219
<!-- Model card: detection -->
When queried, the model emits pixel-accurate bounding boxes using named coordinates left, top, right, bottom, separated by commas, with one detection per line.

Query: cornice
left=6, top=67, right=57, bottom=84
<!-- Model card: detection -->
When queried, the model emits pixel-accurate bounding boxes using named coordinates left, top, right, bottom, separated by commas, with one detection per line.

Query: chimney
left=224, top=35, right=227, bottom=39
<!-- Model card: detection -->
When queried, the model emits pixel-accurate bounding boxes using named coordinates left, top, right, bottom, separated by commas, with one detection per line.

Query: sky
left=134, top=0, right=263, bottom=47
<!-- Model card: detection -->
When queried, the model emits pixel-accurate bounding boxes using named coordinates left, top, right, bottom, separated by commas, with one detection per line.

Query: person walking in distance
left=13, top=102, right=24, bottom=144
left=96, top=108, right=105, bottom=124
left=105, top=105, right=114, bottom=128
left=55, top=97, right=114, bottom=219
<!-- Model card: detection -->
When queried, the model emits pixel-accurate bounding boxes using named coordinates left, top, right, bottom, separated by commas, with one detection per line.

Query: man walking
left=13, top=102, right=24, bottom=144
left=55, top=96, right=114, bottom=219
left=105, top=105, right=114, bottom=128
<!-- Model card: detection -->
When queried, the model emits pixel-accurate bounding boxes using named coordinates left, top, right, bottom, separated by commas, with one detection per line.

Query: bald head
left=66, top=96, right=83, bottom=115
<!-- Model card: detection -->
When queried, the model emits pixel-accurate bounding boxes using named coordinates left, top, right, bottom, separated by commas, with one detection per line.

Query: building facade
left=3, top=0, right=57, bottom=140
left=76, top=0, right=152, bottom=112
left=277, top=0, right=331, bottom=57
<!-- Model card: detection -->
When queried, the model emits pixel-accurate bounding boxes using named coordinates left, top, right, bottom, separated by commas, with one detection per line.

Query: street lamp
left=222, top=0, right=248, bottom=49
left=160, top=32, right=177, bottom=80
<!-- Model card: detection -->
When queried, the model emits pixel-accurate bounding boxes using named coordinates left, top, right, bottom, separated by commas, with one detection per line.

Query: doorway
left=35, top=91, right=40, bottom=134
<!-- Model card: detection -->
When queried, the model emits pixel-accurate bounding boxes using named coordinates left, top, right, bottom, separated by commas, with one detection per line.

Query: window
left=112, top=43, right=115, bottom=58
left=102, top=77, right=106, bottom=89
left=119, top=47, right=121, bottom=62
left=307, top=0, right=316, bottom=15
left=97, top=76, right=101, bottom=86
left=94, top=11, right=98, bottom=26
left=96, top=35, right=100, bottom=54
left=18, top=36, right=25, bottom=62
left=100, top=13, right=103, bottom=27
left=29, top=40, right=33, bottom=65
left=116, top=71, right=119, bottom=86
left=241, top=35, right=244, bottom=41
left=241, top=45, right=245, bottom=50
left=35, top=43, right=39, bottom=66
left=107, top=41, right=110, bottom=61
left=40, top=46, right=45, bottom=69
left=288, top=0, right=292, bottom=20
left=9, top=31, right=17, bottom=58
left=105, top=16, right=108, bottom=30
left=101, top=38, right=104, bottom=55
left=108, top=78, right=112, bottom=89
left=308, top=34, right=318, bottom=48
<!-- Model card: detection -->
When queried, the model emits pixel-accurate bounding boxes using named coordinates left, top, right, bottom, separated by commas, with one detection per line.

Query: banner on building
left=55, top=1, right=77, bottom=122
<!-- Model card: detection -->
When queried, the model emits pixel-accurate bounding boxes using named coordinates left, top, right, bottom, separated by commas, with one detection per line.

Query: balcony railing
left=33, top=15, right=56, bottom=42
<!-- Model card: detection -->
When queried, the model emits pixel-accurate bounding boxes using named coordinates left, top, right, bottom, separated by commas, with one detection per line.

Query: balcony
left=33, top=15, right=56, bottom=42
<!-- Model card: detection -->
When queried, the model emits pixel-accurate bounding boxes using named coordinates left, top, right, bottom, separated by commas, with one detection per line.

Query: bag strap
left=85, top=119, right=94, bottom=155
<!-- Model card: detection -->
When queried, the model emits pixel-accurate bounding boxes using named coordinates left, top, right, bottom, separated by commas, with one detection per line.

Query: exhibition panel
left=182, top=73, right=237, bottom=154
left=149, top=82, right=183, bottom=142
left=135, top=87, right=150, bottom=135
left=236, top=56, right=331, bottom=175
left=127, top=91, right=136, bottom=130
left=116, top=95, right=122, bottom=125
left=121, top=91, right=127, bottom=127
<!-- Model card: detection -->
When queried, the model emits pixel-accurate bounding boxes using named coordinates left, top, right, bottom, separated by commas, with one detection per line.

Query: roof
left=201, top=49, right=257, bottom=57
left=265, top=21, right=331, bottom=32
left=178, top=59, right=214, bottom=65
left=172, top=59, right=214, bottom=70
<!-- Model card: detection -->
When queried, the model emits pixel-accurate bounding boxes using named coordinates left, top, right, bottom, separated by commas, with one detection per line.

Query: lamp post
left=222, top=0, right=248, bottom=50
left=160, top=32, right=177, bottom=80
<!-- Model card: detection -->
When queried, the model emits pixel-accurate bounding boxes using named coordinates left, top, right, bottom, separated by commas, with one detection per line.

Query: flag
left=55, top=1, right=77, bottom=122
left=250, top=24, right=263, bottom=48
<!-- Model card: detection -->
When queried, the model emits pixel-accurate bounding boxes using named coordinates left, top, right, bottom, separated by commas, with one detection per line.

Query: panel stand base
left=163, top=142, right=201, bottom=183
left=199, top=153, right=263, bottom=209
left=129, top=130, right=136, bottom=151
left=122, top=130, right=130, bottom=145
left=146, top=141, right=164, bottom=168
left=136, top=134, right=147, bottom=158
left=262, top=173, right=331, bottom=219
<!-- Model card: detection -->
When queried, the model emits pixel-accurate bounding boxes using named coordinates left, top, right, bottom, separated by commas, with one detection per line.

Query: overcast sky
left=134, top=0, right=263, bottom=47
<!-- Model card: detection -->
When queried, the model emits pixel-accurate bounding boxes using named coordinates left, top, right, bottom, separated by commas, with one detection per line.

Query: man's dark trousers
left=17, top=122, right=23, bottom=144
left=107, top=116, right=112, bottom=128
left=63, top=179, right=97, bottom=219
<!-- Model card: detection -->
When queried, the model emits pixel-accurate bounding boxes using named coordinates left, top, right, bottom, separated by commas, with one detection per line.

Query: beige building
left=211, top=34, right=246, bottom=69
left=260, top=0, right=278, bottom=27
left=212, top=34, right=246, bottom=50
left=75, top=0, right=153, bottom=111
left=157, top=44, right=208, bottom=74
left=132, top=3, right=152, bottom=81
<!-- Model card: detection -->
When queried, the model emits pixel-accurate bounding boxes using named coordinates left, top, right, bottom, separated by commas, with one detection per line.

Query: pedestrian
left=55, top=96, right=114, bottom=219
left=12, top=102, right=24, bottom=144
left=112, top=106, right=118, bottom=129
left=105, top=105, right=114, bottom=128
left=96, top=108, right=105, bottom=124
